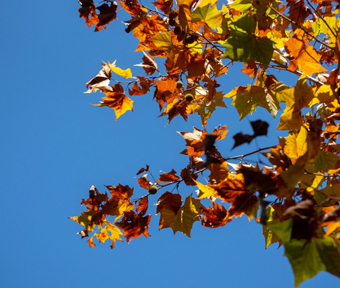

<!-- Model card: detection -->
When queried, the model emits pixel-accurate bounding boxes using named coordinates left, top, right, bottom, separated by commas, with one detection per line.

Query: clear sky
left=1, top=1, right=339, bottom=288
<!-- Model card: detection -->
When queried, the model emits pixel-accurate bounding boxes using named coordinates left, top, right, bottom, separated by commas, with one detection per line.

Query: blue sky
left=1, top=1, right=339, bottom=287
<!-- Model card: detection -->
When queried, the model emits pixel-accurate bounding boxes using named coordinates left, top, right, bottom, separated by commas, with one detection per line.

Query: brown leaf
left=181, top=167, right=198, bottom=186
left=152, top=0, right=173, bottom=15
left=200, top=201, right=231, bottom=228
left=210, top=173, right=258, bottom=219
left=116, top=211, right=151, bottom=242
left=94, top=2, right=118, bottom=32
left=136, top=196, right=149, bottom=216
left=136, top=165, right=149, bottom=175
left=78, top=0, right=99, bottom=28
left=287, top=0, right=311, bottom=29
left=284, top=198, right=318, bottom=240
left=135, top=52, right=159, bottom=76
left=156, top=192, right=182, bottom=229
left=157, top=169, right=180, bottom=183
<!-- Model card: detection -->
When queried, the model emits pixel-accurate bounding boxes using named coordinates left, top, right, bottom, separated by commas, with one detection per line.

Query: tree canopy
left=70, top=0, right=340, bottom=286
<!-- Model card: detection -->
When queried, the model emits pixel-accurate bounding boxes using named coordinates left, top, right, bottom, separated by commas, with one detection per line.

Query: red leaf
left=157, top=169, right=180, bottom=183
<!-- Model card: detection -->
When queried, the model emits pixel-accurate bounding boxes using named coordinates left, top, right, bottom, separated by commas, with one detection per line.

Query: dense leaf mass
left=71, top=0, right=340, bottom=286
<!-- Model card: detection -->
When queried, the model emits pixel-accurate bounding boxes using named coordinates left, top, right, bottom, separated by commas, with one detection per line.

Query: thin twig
left=266, top=63, right=325, bottom=85
left=305, top=0, right=337, bottom=38
left=224, top=145, right=277, bottom=161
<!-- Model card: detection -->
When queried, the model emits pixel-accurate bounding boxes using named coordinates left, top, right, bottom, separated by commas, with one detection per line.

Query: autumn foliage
left=71, top=0, right=340, bottom=286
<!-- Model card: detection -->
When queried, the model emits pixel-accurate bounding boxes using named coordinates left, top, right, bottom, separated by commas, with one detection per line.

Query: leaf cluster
left=71, top=0, right=340, bottom=286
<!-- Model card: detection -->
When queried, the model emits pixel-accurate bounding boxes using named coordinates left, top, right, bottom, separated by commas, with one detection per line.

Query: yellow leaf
left=149, top=32, right=173, bottom=51
left=194, top=179, right=220, bottom=199
left=284, top=127, right=308, bottom=160
left=111, top=67, right=135, bottom=79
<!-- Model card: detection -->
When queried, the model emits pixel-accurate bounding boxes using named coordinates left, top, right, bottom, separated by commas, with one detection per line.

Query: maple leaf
left=136, top=165, right=149, bottom=175
left=78, top=0, right=99, bottom=28
left=262, top=147, right=291, bottom=173
left=277, top=75, right=314, bottom=130
left=241, top=61, right=258, bottom=77
left=138, top=175, right=151, bottom=190
left=96, top=221, right=124, bottom=248
left=111, top=66, right=135, bottom=79
left=152, top=0, right=173, bottom=14
left=210, top=173, right=259, bottom=220
left=135, top=52, right=159, bottom=75
left=180, top=167, right=198, bottom=186
left=116, top=211, right=152, bottom=242
left=189, top=91, right=227, bottom=126
left=171, top=194, right=205, bottom=237
left=154, top=79, right=177, bottom=110
left=270, top=219, right=340, bottom=287
left=94, top=84, right=134, bottom=120
left=225, top=85, right=281, bottom=120
left=94, top=2, right=118, bottom=32
left=85, top=62, right=113, bottom=93
left=192, top=4, right=223, bottom=30
left=221, top=13, right=274, bottom=67
left=261, top=206, right=282, bottom=249
left=200, top=200, right=231, bottom=228
left=287, top=0, right=311, bottom=29
left=149, top=32, right=173, bottom=52
left=159, top=98, right=188, bottom=123
left=157, top=169, right=180, bottom=183
left=156, top=192, right=183, bottom=229
left=101, top=184, right=134, bottom=220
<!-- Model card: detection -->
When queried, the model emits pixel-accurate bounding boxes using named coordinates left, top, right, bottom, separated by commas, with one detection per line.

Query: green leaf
left=192, top=91, right=227, bottom=125
left=229, top=13, right=256, bottom=34
left=269, top=218, right=293, bottom=244
left=270, top=219, right=340, bottom=287
left=221, top=31, right=274, bottom=67
left=191, top=4, right=223, bottom=30
left=311, top=150, right=340, bottom=172
left=224, top=85, right=280, bottom=120
left=171, top=194, right=204, bottom=237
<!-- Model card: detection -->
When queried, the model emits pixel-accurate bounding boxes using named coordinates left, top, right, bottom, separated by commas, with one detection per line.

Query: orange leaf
left=95, top=84, right=134, bottom=120
left=241, top=61, right=258, bottom=77
left=87, top=237, right=96, bottom=248
left=138, top=175, right=151, bottom=190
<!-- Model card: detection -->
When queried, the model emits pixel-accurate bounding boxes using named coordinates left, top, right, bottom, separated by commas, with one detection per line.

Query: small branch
left=224, top=145, right=277, bottom=161
left=266, top=63, right=325, bottom=85
left=189, top=29, right=225, bottom=54
left=305, top=0, right=337, bottom=38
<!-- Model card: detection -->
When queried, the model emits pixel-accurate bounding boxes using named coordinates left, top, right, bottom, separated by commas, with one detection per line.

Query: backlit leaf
left=192, top=4, right=223, bottom=30
left=111, top=66, right=135, bottom=79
